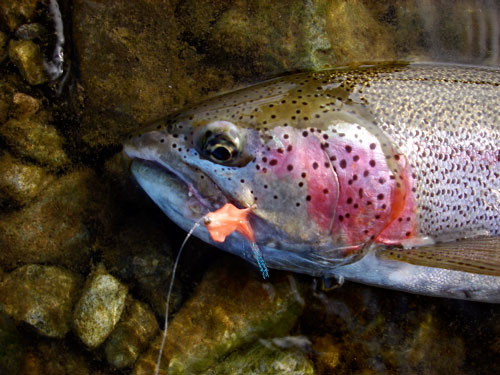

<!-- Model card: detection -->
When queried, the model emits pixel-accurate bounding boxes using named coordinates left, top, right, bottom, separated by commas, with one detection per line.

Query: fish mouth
left=128, top=156, right=228, bottom=223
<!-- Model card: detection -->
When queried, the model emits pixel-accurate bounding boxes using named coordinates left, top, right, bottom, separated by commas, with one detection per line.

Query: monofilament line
left=154, top=216, right=204, bottom=375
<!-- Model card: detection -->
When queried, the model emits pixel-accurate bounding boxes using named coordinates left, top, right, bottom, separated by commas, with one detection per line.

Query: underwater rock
left=0, top=0, right=41, bottom=32
left=0, top=153, right=56, bottom=207
left=133, top=258, right=305, bottom=375
left=104, top=297, right=159, bottom=369
left=303, top=282, right=469, bottom=374
left=204, top=340, right=315, bottom=375
left=18, top=342, right=90, bottom=375
left=73, top=264, right=128, bottom=349
left=8, top=40, right=50, bottom=85
left=0, top=169, right=103, bottom=270
left=0, top=116, right=70, bottom=170
left=11, top=92, right=41, bottom=119
left=0, top=32, right=7, bottom=63
left=0, top=264, right=82, bottom=338
left=0, top=311, right=25, bottom=375
left=71, top=0, right=233, bottom=149
left=177, top=0, right=336, bottom=74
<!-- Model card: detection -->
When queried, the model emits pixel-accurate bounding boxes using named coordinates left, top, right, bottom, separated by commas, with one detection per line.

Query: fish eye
left=196, top=121, right=249, bottom=166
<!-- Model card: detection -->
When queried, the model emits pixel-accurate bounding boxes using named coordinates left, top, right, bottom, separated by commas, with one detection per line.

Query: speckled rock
left=73, top=264, right=128, bottom=348
left=0, top=153, right=56, bottom=207
left=0, top=32, right=7, bottom=62
left=104, top=298, right=159, bottom=368
left=0, top=169, right=104, bottom=270
left=18, top=342, right=90, bottom=375
left=71, top=0, right=233, bottom=149
left=0, top=0, right=40, bottom=32
left=0, top=116, right=70, bottom=170
left=0, top=264, right=82, bottom=338
left=133, top=259, right=305, bottom=375
left=0, top=311, right=25, bottom=375
left=204, top=340, right=314, bottom=375
left=8, top=40, right=50, bottom=85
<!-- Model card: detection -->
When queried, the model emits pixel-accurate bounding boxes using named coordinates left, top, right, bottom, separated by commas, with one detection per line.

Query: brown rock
left=8, top=40, right=50, bottom=85
left=0, top=169, right=104, bottom=270
left=0, top=264, right=82, bottom=338
left=0, top=153, right=56, bottom=207
left=71, top=0, right=233, bottom=149
left=105, top=298, right=159, bottom=368
left=134, top=259, right=305, bottom=375
left=1, top=116, right=71, bottom=170
left=0, top=0, right=40, bottom=32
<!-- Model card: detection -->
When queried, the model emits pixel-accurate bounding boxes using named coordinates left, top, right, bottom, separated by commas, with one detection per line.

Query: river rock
left=0, top=169, right=104, bottom=270
left=0, top=116, right=70, bottom=170
left=0, top=153, right=56, bottom=207
left=133, top=258, right=305, bottom=375
left=73, top=264, right=128, bottom=348
left=8, top=40, right=50, bottom=85
left=104, top=298, right=159, bottom=368
left=71, top=0, right=233, bottom=149
left=0, top=0, right=40, bottom=32
left=204, top=340, right=315, bottom=375
left=0, top=264, right=82, bottom=338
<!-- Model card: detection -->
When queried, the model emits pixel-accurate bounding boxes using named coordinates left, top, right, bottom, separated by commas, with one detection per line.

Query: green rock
left=133, top=259, right=305, bottom=375
left=0, top=0, right=40, bottom=32
left=0, top=169, right=103, bottom=270
left=73, top=264, right=128, bottom=349
left=0, top=153, right=56, bottom=207
left=105, top=298, right=159, bottom=369
left=0, top=311, right=24, bottom=375
left=8, top=40, right=50, bottom=85
left=0, top=264, right=82, bottom=338
left=0, top=117, right=70, bottom=170
left=204, top=341, right=315, bottom=375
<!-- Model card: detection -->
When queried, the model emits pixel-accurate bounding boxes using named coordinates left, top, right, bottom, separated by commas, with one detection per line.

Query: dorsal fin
left=378, top=236, right=500, bottom=276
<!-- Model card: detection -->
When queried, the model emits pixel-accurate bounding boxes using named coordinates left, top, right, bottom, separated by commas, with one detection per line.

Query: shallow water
left=0, top=1, right=498, bottom=374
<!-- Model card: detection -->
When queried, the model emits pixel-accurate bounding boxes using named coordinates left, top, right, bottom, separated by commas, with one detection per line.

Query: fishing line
left=154, top=216, right=204, bottom=375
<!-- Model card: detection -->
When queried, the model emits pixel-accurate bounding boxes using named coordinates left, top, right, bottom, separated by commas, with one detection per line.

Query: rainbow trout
left=124, top=63, right=500, bottom=303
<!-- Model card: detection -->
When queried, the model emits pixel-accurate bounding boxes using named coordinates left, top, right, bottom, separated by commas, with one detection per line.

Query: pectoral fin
left=378, top=236, right=500, bottom=276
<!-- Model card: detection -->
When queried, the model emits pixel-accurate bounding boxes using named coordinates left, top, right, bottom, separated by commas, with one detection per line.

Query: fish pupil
left=211, top=145, right=232, bottom=161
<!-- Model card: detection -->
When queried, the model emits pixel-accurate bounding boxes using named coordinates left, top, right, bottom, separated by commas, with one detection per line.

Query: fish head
left=124, top=69, right=416, bottom=274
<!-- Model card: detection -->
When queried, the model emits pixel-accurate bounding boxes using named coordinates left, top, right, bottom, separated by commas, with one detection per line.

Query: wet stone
left=0, top=116, right=70, bottom=170
left=0, top=169, right=103, bottom=270
left=73, top=264, right=128, bottom=349
left=0, top=153, right=56, bottom=207
left=12, top=92, right=41, bottom=119
left=71, top=0, right=234, bottom=149
left=0, top=0, right=40, bottom=32
left=0, top=264, right=82, bottom=338
left=133, top=259, right=305, bottom=375
left=8, top=40, right=50, bottom=85
left=0, top=311, right=25, bottom=375
left=104, top=298, right=159, bottom=369
left=204, top=340, right=315, bottom=375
